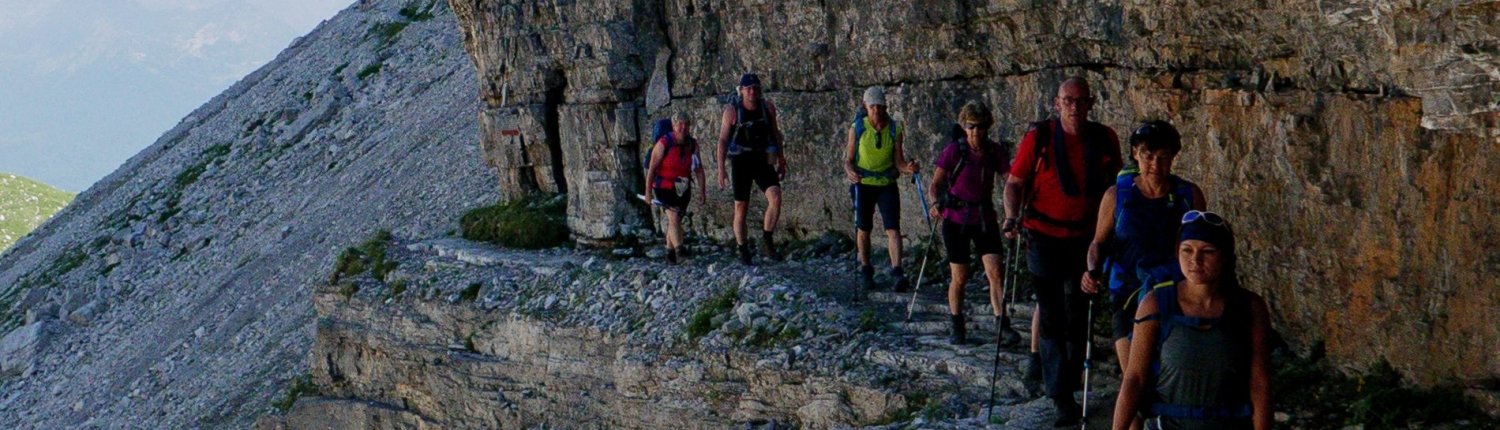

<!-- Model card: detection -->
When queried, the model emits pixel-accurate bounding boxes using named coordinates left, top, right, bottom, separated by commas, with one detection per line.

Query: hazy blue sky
left=0, top=0, right=353, bottom=191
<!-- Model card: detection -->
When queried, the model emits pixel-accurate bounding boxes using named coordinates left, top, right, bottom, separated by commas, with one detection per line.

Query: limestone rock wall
left=449, top=0, right=1500, bottom=387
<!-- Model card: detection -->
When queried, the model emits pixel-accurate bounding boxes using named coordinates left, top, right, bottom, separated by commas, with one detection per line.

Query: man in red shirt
left=1003, top=77, right=1123, bottom=426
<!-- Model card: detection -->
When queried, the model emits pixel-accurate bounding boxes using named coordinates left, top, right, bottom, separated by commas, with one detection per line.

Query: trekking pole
left=1080, top=295, right=1096, bottom=429
left=851, top=183, right=861, bottom=267
left=906, top=172, right=937, bottom=322
left=987, top=228, right=1020, bottom=423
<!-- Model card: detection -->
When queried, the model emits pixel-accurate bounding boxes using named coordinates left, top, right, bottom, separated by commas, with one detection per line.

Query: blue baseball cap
left=739, top=73, right=761, bottom=87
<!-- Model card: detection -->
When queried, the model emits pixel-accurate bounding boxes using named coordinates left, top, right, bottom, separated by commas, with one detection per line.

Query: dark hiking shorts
left=940, top=219, right=1003, bottom=265
left=854, top=183, right=901, bottom=232
left=731, top=154, right=780, bottom=202
left=651, top=186, right=691, bottom=212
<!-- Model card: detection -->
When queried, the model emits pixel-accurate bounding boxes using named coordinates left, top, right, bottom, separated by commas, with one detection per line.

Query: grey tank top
left=1152, top=321, right=1252, bottom=430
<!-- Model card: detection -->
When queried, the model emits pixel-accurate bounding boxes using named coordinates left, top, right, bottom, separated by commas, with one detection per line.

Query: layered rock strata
left=448, top=0, right=1500, bottom=388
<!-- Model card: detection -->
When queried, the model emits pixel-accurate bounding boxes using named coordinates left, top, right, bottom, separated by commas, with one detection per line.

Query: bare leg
left=665, top=209, right=683, bottom=250
left=948, top=263, right=970, bottom=315
left=856, top=229, right=872, bottom=267
left=981, top=254, right=1005, bottom=317
left=762, top=186, right=782, bottom=233
left=884, top=229, right=902, bottom=268
left=733, top=201, right=749, bottom=245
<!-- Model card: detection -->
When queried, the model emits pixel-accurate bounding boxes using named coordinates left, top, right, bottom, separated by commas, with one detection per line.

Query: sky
left=0, top=0, right=354, bottom=192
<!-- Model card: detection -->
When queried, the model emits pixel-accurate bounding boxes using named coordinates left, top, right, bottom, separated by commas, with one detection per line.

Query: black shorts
left=940, top=219, right=1003, bottom=265
left=730, top=153, right=780, bottom=202
left=650, top=186, right=691, bottom=212
left=1112, top=290, right=1139, bottom=340
left=853, top=183, right=900, bottom=232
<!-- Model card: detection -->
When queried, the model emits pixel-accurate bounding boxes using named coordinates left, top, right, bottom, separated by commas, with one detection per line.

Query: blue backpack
left=1107, top=167, right=1196, bottom=296
left=641, top=118, right=675, bottom=170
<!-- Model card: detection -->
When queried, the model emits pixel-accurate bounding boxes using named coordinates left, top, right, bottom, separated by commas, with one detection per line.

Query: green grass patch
left=330, top=230, right=397, bottom=283
left=460, top=194, right=568, bottom=249
left=399, top=2, right=435, bottom=21
left=459, top=282, right=482, bottom=302
left=270, top=373, right=317, bottom=413
left=357, top=63, right=383, bottom=80
left=1274, top=343, right=1499, bottom=429
left=0, top=172, right=75, bottom=251
left=685, top=286, right=739, bottom=341
left=857, top=308, right=881, bottom=333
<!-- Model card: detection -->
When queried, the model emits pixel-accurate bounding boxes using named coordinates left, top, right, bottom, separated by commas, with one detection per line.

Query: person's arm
left=1249, top=293, right=1273, bottom=430
left=1003, top=131, right=1036, bottom=237
left=1113, top=291, right=1161, bottom=430
left=844, top=125, right=860, bottom=184
left=1082, top=186, right=1117, bottom=294
left=644, top=139, right=667, bottom=201
left=693, top=149, right=707, bottom=201
left=928, top=167, right=948, bottom=220
left=894, top=127, right=918, bottom=174
left=1191, top=183, right=1208, bottom=211
left=768, top=101, right=788, bottom=174
left=716, top=105, right=735, bottom=188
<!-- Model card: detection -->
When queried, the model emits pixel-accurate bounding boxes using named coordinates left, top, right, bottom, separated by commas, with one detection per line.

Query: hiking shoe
left=666, top=248, right=679, bottom=264
left=949, top=314, right=967, bottom=346
left=1051, top=398, right=1082, bottom=427
left=860, top=265, right=876, bottom=290
left=889, top=267, right=910, bottom=293
left=996, top=316, right=1022, bottom=347
left=760, top=240, right=783, bottom=262
left=737, top=244, right=753, bottom=266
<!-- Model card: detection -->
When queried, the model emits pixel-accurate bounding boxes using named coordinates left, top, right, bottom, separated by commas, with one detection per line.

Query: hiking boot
left=860, top=265, right=876, bottom=290
left=949, top=314, right=967, bottom=346
left=889, top=267, right=910, bottom=293
left=737, top=244, right=753, bottom=266
left=1051, top=397, right=1082, bottom=427
left=760, top=239, right=783, bottom=262
left=666, top=248, right=679, bottom=264
left=996, top=315, right=1023, bottom=348
left=676, top=246, right=693, bottom=259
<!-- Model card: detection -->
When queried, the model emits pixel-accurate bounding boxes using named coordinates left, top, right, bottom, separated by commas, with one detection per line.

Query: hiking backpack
left=642, top=118, right=695, bottom=187
left=727, top=96, right=776, bottom=154
left=1107, top=167, right=1197, bottom=295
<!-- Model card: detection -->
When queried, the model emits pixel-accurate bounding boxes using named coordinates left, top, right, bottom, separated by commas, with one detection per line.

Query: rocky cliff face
left=449, top=0, right=1500, bottom=388
left=0, top=1, right=494, bottom=427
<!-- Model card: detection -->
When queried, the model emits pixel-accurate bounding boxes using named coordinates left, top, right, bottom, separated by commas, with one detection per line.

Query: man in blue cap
left=717, top=73, right=788, bottom=265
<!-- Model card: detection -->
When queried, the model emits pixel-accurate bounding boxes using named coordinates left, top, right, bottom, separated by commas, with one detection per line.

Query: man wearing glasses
left=717, top=73, right=789, bottom=265
left=1003, top=77, right=1123, bottom=426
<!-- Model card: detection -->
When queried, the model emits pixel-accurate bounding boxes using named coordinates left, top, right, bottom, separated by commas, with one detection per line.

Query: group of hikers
left=642, top=74, right=1271, bottom=429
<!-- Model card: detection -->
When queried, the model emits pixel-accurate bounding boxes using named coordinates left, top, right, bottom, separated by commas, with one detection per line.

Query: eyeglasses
left=962, top=123, right=987, bottom=131
left=1059, top=96, right=1095, bottom=106
left=1181, top=210, right=1226, bottom=226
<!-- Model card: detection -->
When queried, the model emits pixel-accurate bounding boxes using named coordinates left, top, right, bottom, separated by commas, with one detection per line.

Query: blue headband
left=1179, top=220, right=1234, bottom=253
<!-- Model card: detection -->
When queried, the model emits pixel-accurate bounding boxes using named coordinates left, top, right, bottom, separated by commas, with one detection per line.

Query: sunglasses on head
left=1181, top=210, right=1226, bottom=226
left=1133, top=123, right=1158, bottom=137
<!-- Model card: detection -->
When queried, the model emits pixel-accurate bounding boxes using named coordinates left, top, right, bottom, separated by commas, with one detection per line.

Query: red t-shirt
left=1009, top=121, right=1123, bottom=238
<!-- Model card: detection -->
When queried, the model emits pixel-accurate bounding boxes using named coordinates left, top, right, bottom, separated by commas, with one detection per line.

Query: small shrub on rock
left=460, top=194, right=568, bottom=249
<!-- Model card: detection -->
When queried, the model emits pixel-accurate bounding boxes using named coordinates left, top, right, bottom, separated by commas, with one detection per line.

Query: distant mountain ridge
left=0, top=173, right=72, bottom=250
